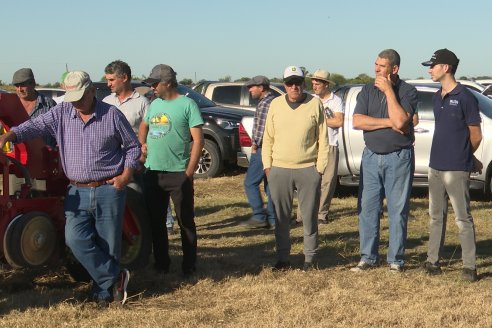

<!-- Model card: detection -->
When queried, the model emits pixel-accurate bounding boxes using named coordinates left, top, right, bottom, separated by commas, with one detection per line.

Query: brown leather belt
left=70, top=180, right=107, bottom=187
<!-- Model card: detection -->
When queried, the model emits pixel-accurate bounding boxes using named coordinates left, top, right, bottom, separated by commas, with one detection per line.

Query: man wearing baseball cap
left=11, top=68, right=57, bottom=146
left=262, top=65, right=328, bottom=271
left=0, top=71, right=141, bottom=306
left=420, top=49, right=482, bottom=282
left=140, top=64, right=204, bottom=277
left=242, top=75, right=277, bottom=230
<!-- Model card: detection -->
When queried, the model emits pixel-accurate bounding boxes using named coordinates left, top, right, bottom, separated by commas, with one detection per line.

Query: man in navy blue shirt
left=421, top=49, right=482, bottom=282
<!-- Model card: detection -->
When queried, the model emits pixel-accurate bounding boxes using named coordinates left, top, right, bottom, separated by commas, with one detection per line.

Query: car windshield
left=177, top=85, right=216, bottom=108
left=471, top=89, right=492, bottom=119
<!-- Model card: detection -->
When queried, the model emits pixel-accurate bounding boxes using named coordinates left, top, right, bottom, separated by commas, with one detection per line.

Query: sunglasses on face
left=285, top=80, right=303, bottom=87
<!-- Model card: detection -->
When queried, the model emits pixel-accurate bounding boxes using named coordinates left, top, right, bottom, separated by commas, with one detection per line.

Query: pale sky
left=1, top=0, right=491, bottom=85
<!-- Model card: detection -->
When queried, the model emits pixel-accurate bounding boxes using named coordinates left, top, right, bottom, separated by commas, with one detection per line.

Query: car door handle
left=414, top=128, right=429, bottom=133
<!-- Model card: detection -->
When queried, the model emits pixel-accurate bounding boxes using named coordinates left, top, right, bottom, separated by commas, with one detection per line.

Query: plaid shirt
left=12, top=100, right=140, bottom=182
left=252, top=91, right=276, bottom=147
left=32, top=92, right=57, bottom=146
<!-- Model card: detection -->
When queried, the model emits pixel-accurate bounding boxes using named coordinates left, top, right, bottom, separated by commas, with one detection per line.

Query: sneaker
left=303, top=261, right=318, bottom=272
left=272, top=261, right=291, bottom=271
left=350, top=260, right=376, bottom=272
left=241, top=218, right=268, bottom=229
left=389, top=263, right=403, bottom=273
left=113, top=269, right=130, bottom=305
left=462, top=268, right=478, bottom=282
left=422, top=261, right=442, bottom=275
left=268, top=221, right=276, bottom=230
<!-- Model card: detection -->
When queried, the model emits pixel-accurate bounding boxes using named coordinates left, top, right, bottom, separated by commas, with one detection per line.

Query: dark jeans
left=143, top=170, right=197, bottom=272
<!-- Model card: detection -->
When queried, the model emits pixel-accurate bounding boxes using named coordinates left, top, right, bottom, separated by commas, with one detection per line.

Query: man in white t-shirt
left=298, top=69, right=344, bottom=224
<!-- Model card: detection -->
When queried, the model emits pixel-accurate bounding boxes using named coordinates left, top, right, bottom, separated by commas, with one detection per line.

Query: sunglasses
left=285, top=80, right=303, bottom=87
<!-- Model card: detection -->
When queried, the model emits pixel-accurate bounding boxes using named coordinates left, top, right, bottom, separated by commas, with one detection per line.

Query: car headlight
left=215, top=119, right=240, bottom=130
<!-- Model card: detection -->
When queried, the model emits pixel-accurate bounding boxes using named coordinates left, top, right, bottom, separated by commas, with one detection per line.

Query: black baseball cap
left=421, top=49, right=459, bottom=67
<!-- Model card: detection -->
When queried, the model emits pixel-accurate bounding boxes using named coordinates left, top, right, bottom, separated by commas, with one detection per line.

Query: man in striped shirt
left=242, top=75, right=277, bottom=229
left=0, top=71, right=140, bottom=307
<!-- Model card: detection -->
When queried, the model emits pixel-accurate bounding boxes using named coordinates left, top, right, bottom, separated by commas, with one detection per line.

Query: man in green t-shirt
left=139, top=64, right=204, bottom=276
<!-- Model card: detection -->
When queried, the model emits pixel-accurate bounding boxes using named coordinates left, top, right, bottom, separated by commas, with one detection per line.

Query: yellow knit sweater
left=262, top=95, right=329, bottom=173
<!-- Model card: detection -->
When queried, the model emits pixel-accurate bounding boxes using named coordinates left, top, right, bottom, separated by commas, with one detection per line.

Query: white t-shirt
left=319, top=93, right=344, bottom=146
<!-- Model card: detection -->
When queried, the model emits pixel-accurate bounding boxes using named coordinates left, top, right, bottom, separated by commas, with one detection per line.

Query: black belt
left=70, top=180, right=107, bottom=187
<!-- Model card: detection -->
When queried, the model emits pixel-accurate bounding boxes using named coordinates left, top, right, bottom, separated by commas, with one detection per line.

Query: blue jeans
left=244, top=148, right=276, bottom=225
left=358, top=147, right=413, bottom=266
left=64, top=184, right=126, bottom=301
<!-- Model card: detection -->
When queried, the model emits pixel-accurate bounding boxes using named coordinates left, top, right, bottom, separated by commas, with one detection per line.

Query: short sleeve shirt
left=353, top=79, right=417, bottom=153
left=320, top=93, right=344, bottom=146
left=144, top=96, right=204, bottom=172
left=429, top=83, right=481, bottom=171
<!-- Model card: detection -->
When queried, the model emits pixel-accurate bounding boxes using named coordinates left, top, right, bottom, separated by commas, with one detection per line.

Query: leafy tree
left=218, top=75, right=231, bottom=82
left=459, top=76, right=469, bottom=80
left=330, top=73, right=347, bottom=86
left=347, top=74, right=374, bottom=85
left=234, top=77, right=250, bottom=82
left=179, top=78, right=193, bottom=86
left=476, top=76, right=492, bottom=80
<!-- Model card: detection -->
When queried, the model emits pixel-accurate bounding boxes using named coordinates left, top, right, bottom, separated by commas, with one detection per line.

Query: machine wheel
left=195, top=139, right=223, bottom=179
left=3, top=212, right=59, bottom=268
left=120, top=186, right=152, bottom=270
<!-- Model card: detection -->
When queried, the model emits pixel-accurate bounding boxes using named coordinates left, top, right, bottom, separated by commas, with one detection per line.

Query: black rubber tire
left=194, top=139, right=223, bottom=179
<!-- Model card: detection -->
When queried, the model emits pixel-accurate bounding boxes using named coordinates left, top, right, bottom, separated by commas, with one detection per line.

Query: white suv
left=193, top=81, right=286, bottom=111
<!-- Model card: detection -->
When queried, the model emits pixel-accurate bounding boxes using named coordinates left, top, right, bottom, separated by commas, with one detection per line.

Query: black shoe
left=272, top=261, right=291, bottom=271
left=96, top=298, right=110, bottom=309
left=462, top=268, right=478, bottom=282
left=350, top=260, right=377, bottom=272
left=112, top=269, right=130, bottom=305
left=242, top=218, right=269, bottom=229
left=303, top=261, right=318, bottom=271
left=422, top=261, right=442, bottom=275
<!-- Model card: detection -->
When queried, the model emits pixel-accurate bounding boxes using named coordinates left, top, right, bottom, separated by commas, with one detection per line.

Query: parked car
left=193, top=81, right=286, bottom=111
left=92, top=81, right=250, bottom=178
left=406, top=79, right=492, bottom=99
left=0, top=89, right=9, bottom=94
left=476, top=79, right=492, bottom=86
left=238, top=83, right=492, bottom=195
left=36, top=87, right=65, bottom=98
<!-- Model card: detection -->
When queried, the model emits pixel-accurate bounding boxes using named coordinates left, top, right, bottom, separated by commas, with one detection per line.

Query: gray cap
left=12, top=68, right=35, bottom=85
left=245, top=75, right=270, bottom=87
left=142, top=64, right=177, bottom=85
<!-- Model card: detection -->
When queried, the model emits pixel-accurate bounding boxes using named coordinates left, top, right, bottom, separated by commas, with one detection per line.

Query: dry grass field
left=2, top=169, right=492, bottom=327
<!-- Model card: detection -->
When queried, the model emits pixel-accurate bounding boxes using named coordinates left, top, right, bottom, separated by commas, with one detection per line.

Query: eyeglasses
left=285, top=80, right=303, bottom=87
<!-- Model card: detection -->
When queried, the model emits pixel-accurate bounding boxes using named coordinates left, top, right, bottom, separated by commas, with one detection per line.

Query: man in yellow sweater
left=262, top=66, right=329, bottom=271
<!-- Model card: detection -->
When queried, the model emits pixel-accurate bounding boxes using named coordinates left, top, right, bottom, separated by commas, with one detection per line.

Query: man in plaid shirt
left=242, top=76, right=277, bottom=229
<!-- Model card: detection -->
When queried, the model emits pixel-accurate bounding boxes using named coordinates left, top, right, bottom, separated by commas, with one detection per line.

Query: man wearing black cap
left=139, top=64, right=204, bottom=276
left=12, top=68, right=56, bottom=146
left=242, top=75, right=277, bottom=229
left=262, top=66, right=328, bottom=271
left=420, top=49, right=482, bottom=282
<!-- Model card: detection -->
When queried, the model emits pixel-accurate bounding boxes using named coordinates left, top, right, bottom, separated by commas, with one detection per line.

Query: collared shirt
left=31, top=92, right=57, bottom=147
left=12, top=99, right=141, bottom=183
left=353, top=78, right=417, bottom=153
left=429, top=83, right=481, bottom=171
left=103, top=90, right=149, bottom=134
left=252, top=91, right=276, bottom=147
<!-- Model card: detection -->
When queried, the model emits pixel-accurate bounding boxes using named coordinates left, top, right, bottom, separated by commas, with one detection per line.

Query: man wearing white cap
left=297, top=69, right=344, bottom=225
left=262, top=65, right=328, bottom=271
left=0, top=71, right=141, bottom=306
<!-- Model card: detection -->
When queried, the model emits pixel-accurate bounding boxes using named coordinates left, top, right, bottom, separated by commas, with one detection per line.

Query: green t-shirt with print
left=144, top=95, right=204, bottom=171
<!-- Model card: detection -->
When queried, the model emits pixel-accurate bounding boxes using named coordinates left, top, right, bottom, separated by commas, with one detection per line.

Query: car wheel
left=195, top=139, right=223, bottom=178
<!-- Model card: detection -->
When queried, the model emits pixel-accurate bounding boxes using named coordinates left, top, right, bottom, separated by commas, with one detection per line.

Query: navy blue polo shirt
left=429, top=83, right=481, bottom=171
left=354, top=78, right=417, bottom=153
